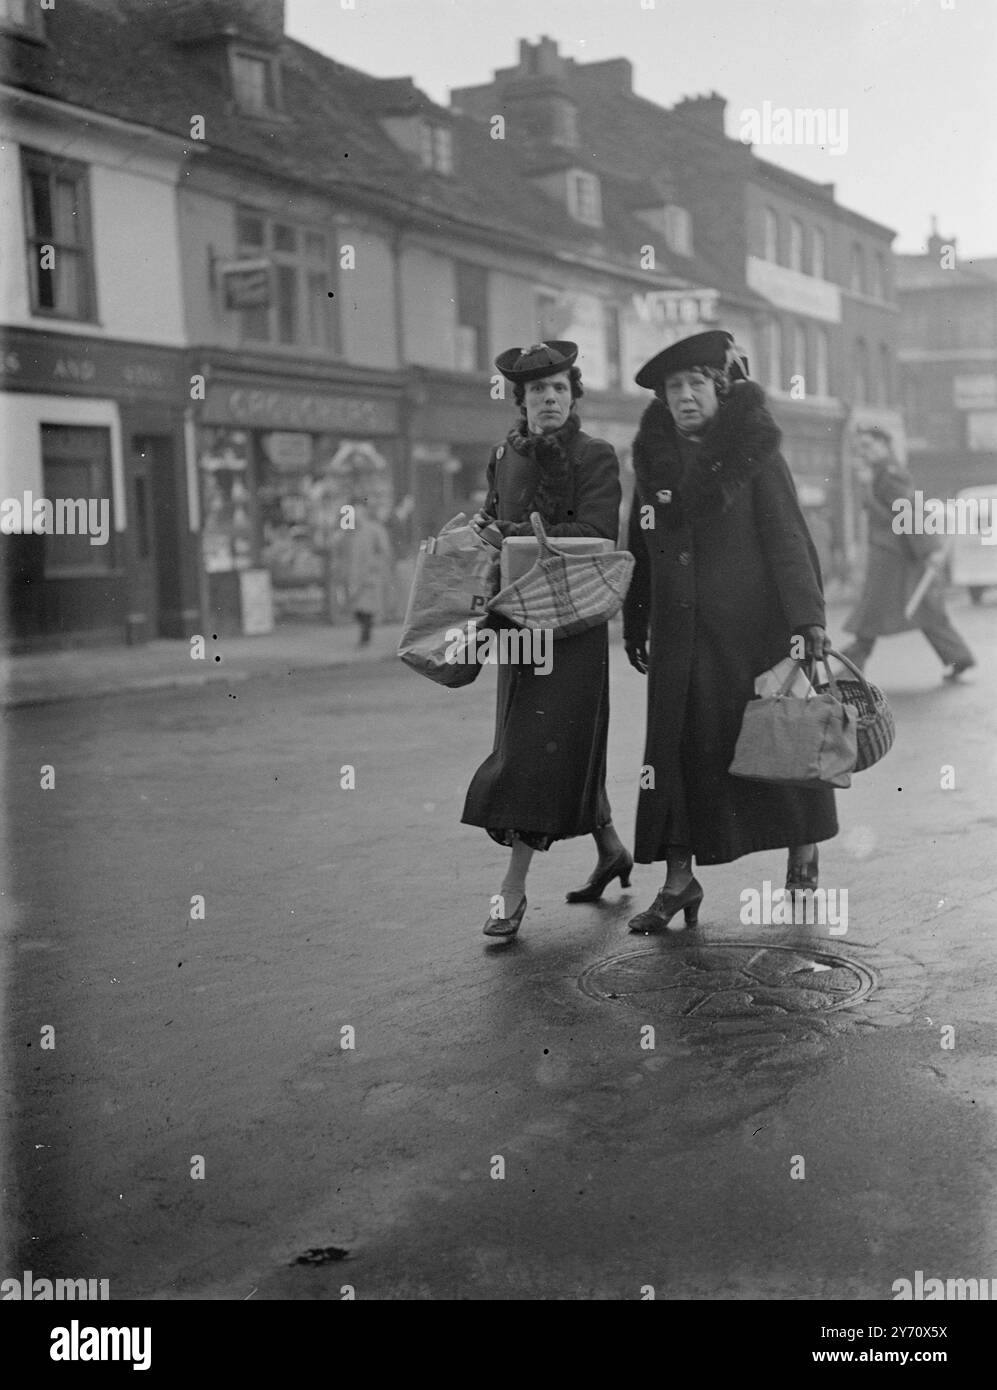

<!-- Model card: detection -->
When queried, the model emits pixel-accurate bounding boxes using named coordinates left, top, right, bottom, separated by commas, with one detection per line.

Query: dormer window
left=568, top=170, right=602, bottom=227
left=663, top=205, right=693, bottom=256
left=231, top=49, right=281, bottom=115
left=420, top=124, right=454, bottom=175
left=0, top=0, right=44, bottom=39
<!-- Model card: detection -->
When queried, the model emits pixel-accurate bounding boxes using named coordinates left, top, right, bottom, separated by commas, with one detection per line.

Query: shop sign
left=221, top=259, right=272, bottom=310
left=954, top=375, right=997, bottom=410
left=0, top=327, right=185, bottom=401
left=745, top=255, right=842, bottom=323
left=631, top=289, right=719, bottom=326
left=202, top=384, right=398, bottom=434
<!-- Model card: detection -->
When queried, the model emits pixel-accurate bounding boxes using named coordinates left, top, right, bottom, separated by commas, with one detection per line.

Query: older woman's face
left=524, top=371, right=573, bottom=433
left=664, top=369, right=719, bottom=434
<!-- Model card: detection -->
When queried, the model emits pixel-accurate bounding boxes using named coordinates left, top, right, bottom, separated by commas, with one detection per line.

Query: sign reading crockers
left=201, top=385, right=398, bottom=434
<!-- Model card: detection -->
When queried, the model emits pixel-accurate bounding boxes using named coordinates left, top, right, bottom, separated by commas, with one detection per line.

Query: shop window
left=40, top=425, right=115, bottom=576
left=21, top=149, right=96, bottom=322
left=455, top=261, right=489, bottom=372
left=235, top=209, right=338, bottom=353
left=793, top=322, right=807, bottom=382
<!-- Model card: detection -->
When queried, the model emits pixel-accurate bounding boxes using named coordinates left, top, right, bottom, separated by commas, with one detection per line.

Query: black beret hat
left=635, top=329, right=749, bottom=391
left=495, top=340, right=578, bottom=383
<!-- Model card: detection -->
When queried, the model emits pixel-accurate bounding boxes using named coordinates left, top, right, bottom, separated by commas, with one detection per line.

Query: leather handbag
left=729, top=655, right=857, bottom=788
left=812, top=648, right=895, bottom=771
left=486, top=511, right=634, bottom=640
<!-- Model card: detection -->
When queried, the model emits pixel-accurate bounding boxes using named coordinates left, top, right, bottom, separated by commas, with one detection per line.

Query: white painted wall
left=0, top=107, right=185, bottom=345
left=0, top=394, right=126, bottom=529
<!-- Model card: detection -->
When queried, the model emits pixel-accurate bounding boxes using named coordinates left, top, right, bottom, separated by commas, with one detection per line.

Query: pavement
left=0, top=621, right=404, bottom=708
left=2, top=593, right=995, bottom=1300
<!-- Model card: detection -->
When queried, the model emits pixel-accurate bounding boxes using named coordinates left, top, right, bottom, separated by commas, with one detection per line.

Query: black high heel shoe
left=482, top=894, right=527, bottom=939
left=786, top=847, right=819, bottom=897
left=565, top=849, right=634, bottom=903
left=628, top=878, right=703, bottom=934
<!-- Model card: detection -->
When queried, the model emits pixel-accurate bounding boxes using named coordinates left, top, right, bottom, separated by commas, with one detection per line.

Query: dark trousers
left=845, top=611, right=974, bottom=669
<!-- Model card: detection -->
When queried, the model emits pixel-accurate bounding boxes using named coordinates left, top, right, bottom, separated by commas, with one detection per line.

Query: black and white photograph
left=2, top=0, right=996, bottom=1350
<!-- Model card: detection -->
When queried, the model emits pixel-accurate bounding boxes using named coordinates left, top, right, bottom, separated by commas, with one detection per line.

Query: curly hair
left=512, top=365, right=584, bottom=413
left=655, top=363, right=730, bottom=406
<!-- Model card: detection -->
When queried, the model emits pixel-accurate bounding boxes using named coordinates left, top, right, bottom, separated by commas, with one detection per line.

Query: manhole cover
left=578, top=942, right=877, bottom=1019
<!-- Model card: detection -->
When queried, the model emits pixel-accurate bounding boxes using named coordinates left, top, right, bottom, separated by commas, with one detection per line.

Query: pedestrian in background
left=463, top=341, right=631, bottom=940
left=344, top=498, right=393, bottom=647
left=842, top=426, right=975, bottom=681
left=623, top=330, right=837, bottom=933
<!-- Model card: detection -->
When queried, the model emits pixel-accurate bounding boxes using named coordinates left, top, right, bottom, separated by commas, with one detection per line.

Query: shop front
left=195, top=371, right=402, bottom=631
left=0, top=327, right=193, bottom=651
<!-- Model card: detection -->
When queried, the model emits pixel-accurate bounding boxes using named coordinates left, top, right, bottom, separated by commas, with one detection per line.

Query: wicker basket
left=812, top=648, right=896, bottom=772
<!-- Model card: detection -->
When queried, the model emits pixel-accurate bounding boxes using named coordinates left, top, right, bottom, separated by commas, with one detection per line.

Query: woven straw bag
left=487, top=512, right=635, bottom=640
left=812, top=648, right=896, bottom=771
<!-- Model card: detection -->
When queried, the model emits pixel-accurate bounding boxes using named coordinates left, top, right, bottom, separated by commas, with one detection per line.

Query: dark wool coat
left=845, top=463, right=947, bottom=636
left=461, top=423, right=622, bottom=848
left=623, top=380, right=839, bottom=865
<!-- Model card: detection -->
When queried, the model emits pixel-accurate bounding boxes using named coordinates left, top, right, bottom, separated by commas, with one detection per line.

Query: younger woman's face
left=664, top=369, right=719, bottom=434
left=524, top=372, right=573, bottom=433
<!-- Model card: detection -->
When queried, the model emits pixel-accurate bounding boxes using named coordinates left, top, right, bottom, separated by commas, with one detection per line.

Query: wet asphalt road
left=3, top=599, right=996, bottom=1300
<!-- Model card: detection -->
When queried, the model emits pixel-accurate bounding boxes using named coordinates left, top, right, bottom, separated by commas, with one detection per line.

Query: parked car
left=948, top=485, right=997, bottom=604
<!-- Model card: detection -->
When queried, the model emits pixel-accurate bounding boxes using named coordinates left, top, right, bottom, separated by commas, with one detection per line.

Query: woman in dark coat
left=622, top=330, right=838, bottom=933
left=462, top=341, right=631, bottom=939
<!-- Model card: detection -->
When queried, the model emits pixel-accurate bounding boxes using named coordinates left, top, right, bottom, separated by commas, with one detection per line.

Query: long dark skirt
left=461, top=622, right=611, bottom=850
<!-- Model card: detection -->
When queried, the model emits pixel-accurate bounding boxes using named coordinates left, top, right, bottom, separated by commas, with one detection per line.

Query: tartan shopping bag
left=397, top=515, right=501, bottom=687
left=486, top=511, right=635, bottom=640
left=729, top=656, right=858, bottom=789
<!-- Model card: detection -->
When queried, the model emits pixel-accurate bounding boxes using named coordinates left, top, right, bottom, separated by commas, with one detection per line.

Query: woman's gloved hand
left=799, top=625, right=831, bottom=661
left=625, top=639, right=649, bottom=674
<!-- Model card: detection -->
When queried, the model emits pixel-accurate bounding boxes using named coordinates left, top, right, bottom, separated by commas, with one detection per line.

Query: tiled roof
left=0, top=0, right=695, bottom=285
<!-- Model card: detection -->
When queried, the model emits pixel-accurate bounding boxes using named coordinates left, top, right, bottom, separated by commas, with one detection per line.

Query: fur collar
left=632, top=379, right=782, bottom=527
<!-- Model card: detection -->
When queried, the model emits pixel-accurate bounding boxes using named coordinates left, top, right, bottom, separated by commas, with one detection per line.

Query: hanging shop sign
left=220, top=259, right=273, bottom=310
